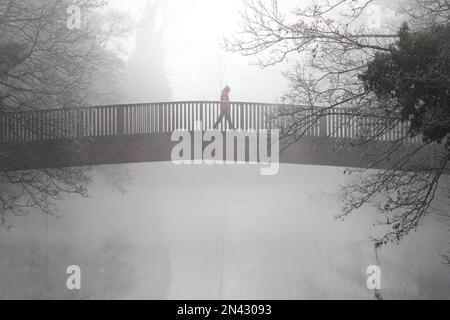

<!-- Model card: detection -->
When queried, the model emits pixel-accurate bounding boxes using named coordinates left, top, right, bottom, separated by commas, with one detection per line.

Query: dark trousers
left=213, top=109, right=234, bottom=129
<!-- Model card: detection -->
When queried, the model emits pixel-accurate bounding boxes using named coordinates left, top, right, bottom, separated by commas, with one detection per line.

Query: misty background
left=0, top=0, right=449, bottom=299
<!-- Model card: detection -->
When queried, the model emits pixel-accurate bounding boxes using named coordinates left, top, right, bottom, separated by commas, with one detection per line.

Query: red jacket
left=220, top=90, right=230, bottom=111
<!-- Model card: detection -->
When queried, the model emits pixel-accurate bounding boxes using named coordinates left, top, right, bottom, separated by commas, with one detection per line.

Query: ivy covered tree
left=226, top=0, right=450, bottom=253
left=360, top=23, right=450, bottom=147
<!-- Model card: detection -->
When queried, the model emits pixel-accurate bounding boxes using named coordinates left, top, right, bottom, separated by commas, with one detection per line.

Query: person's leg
left=213, top=111, right=225, bottom=129
left=224, top=111, right=234, bottom=129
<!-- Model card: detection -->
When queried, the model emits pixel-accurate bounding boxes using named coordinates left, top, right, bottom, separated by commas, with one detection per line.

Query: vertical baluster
left=167, top=102, right=170, bottom=132
left=149, top=104, right=152, bottom=133
left=153, top=104, right=157, bottom=133
left=249, top=104, right=253, bottom=131
left=264, top=104, right=268, bottom=130
left=141, top=105, right=144, bottom=134
left=255, top=104, right=259, bottom=131
left=194, top=102, right=198, bottom=130
left=127, top=106, right=131, bottom=134
left=147, top=105, right=150, bottom=133
left=132, top=106, right=135, bottom=134
left=95, top=107, right=99, bottom=136
left=151, top=104, right=154, bottom=133
left=106, top=107, right=109, bottom=136
left=195, top=102, right=198, bottom=130
left=164, top=103, right=167, bottom=132
left=238, top=103, right=242, bottom=130
left=175, top=103, right=178, bottom=130
left=159, top=103, right=163, bottom=132
left=143, top=105, right=145, bottom=133
left=247, top=103, right=251, bottom=131
left=180, top=102, right=184, bottom=130
left=145, top=105, right=149, bottom=133
left=177, top=102, right=182, bottom=130
left=185, top=102, right=188, bottom=130
left=167, top=103, right=171, bottom=132
left=125, top=106, right=128, bottom=135
left=93, top=107, right=97, bottom=137
left=96, top=108, right=100, bottom=136
left=134, top=105, right=137, bottom=134
left=85, top=108, right=89, bottom=137
left=253, top=104, right=257, bottom=131
left=160, top=103, right=165, bottom=132
left=212, top=102, right=215, bottom=130
left=179, top=102, right=182, bottom=131
left=188, top=102, right=192, bottom=130
left=158, top=104, right=164, bottom=132
left=128, top=106, right=131, bottom=134
left=142, top=105, right=145, bottom=133
left=206, top=102, right=210, bottom=129
left=104, top=107, right=107, bottom=136
left=172, top=102, right=177, bottom=131
left=259, top=104, right=263, bottom=131
left=136, top=106, right=139, bottom=134
left=164, top=103, right=171, bottom=132
left=173, top=102, right=177, bottom=130
left=333, top=111, right=337, bottom=137
left=254, top=104, right=258, bottom=131
left=110, top=107, right=113, bottom=135
left=114, top=106, right=117, bottom=136
left=185, top=102, right=188, bottom=131
left=95, top=107, right=99, bottom=137
left=142, top=105, right=146, bottom=133
left=100, top=107, right=103, bottom=136
left=137, top=106, right=140, bottom=134
left=172, top=102, right=175, bottom=132
left=157, top=103, right=161, bottom=133
left=105, top=107, right=109, bottom=136
left=212, top=103, right=216, bottom=130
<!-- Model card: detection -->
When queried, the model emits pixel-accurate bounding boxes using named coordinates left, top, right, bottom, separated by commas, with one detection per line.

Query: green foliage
left=359, top=23, right=450, bottom=147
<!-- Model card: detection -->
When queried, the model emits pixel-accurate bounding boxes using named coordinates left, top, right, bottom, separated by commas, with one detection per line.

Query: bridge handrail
left=0, top=101, right=421, bottom=144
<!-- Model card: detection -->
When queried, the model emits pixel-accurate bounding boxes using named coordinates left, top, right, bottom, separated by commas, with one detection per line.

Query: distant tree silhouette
left=126, top=0, right=171, bottom=103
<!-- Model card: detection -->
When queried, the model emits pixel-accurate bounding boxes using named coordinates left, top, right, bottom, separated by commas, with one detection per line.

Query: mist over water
left=1, top=163, right=449, bottom=299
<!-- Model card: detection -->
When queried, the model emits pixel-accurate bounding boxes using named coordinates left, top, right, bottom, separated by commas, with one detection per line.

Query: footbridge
left=0, top=101, right=434, bottom=172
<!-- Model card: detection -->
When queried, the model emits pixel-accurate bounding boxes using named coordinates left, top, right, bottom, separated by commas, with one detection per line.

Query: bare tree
left=225, top=0, right=450, bottom=249
left=0, top=0, right=131, bottom=227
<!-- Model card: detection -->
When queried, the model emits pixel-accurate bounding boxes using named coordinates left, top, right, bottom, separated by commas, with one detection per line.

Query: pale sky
left=106, top=0, right=406, bottom=103
left=108, top=0, right=290, bottom=103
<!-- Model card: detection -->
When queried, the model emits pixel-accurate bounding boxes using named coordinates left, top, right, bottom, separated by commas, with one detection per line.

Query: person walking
left=213, top=85, right=234, bottom=130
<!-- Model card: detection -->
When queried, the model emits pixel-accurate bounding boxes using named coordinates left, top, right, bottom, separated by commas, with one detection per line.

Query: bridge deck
left=0, top=101, right=432, bottom=172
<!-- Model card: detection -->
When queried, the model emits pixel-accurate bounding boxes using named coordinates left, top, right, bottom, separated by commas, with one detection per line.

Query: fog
left=1, top=163, right=449, bottom=299
left=1, top=0, right=449, bottom=299
left=109, top=0, right=290, bottom=102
